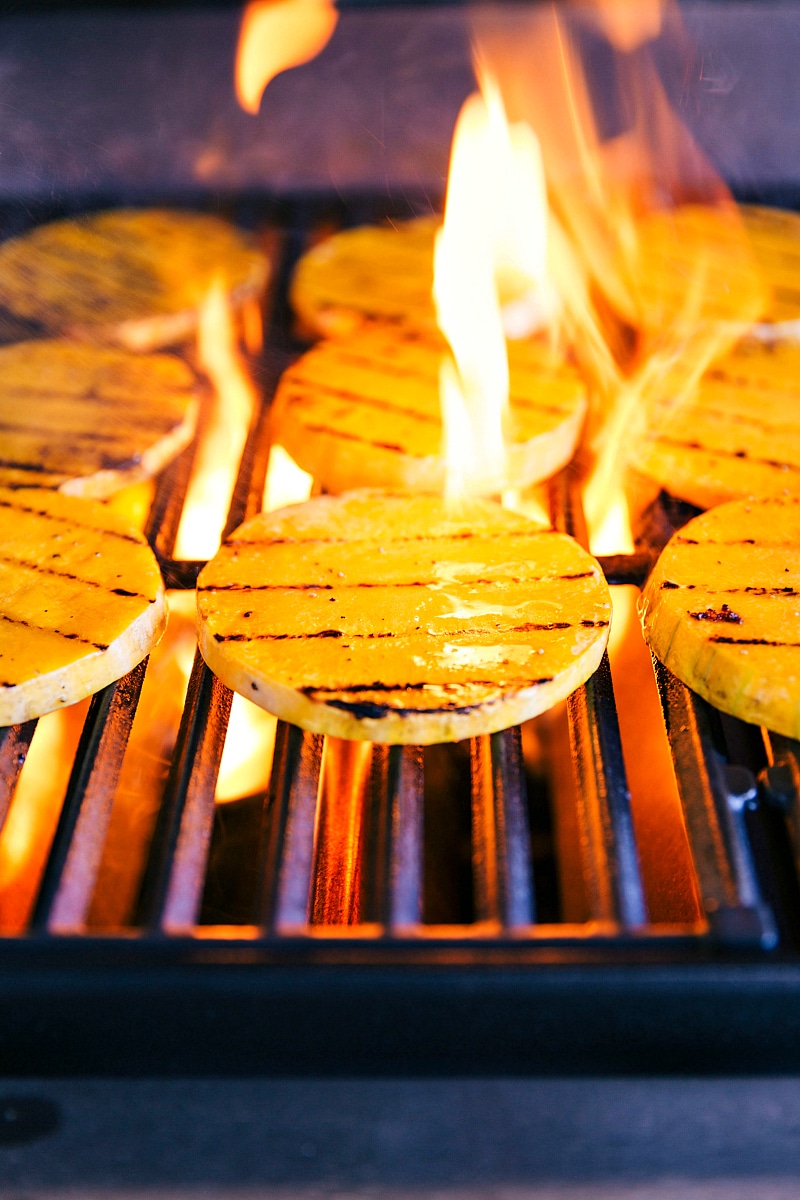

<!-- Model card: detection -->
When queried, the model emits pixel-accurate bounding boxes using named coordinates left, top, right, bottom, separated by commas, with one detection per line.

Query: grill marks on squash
left=0, top=208, right=268, bottom=346
left=197, top=491, right=612, bottom=743
left=272, top=324, right=587, bottom=494
left=0, top=486, right=166, bottom=724
left=635, top=337, right=800, bottom=508
left=640, top=498, right=800, bottom=739
left=0, top=340, right=198, bottom=498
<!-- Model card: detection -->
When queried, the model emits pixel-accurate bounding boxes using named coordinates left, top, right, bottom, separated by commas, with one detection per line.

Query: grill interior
left=2, top=0, right=800, bottom=1068
left=0, top=197, right=797, bottom=969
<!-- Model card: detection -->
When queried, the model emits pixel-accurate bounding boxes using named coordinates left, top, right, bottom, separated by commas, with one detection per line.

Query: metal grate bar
left=654, top=659, right=776, bottom=946
left=136, top=651, right=233, bottom=933
left=360, top=744, right=424, bottom=931
left=0, top=719, right=37, bottom=839
left=145, top=432, right=199, bottom=564
left=257, top=722, right=323, bottom=932
left=470, top=729, right=534, bottom=928
left=31, top=661, right=148, bottom=934
left=567, top=655, right=647, bottom=928
left=548, top=466, right=646, bottom=929
left=761, top=732, right=800, bottom=886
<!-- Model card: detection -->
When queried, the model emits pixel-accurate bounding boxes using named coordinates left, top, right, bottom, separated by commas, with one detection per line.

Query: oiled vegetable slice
left=290, top=217, right=439, bottom=338
left=634, top=337, right=800, bottom=510
left=0, top=340, right=198, bottom=497
left=272, top=325, right=587, bottom=494
left=197, top=491, right=612, bottom=744
left=0, top=209, right=268, bottom=350
left=640, top=497, right=800, bottom=738
left=630, top=204, right=769, bottom=335
left=0, top=487, right=166, bottom=725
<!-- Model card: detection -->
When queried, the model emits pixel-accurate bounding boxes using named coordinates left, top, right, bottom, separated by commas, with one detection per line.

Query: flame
left=262, top=444, right=313, bottom=513
left=174, top=279, right=257, bottom=561
left=235, top=0, right=338, bottom=115
left=471, top=1, right=766, bottom=543
left=434, top=74, right=558, bottom=501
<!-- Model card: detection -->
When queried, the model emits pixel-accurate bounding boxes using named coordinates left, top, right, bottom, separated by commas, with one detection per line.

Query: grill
left=3, top=1, right=800, bottom=1078
left=1, top=199, right=799, bottom=1077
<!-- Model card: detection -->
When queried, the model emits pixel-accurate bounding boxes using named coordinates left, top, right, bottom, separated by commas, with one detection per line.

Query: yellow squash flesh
left=634, top=337, right=800, bottom=510
left=0, top=487, right=166, bottom=725
left=0, top=340, right=199, bottom=497
left=290, top=217, right=439, bottom=338
left=197, top=491, right=612, bottom=744
left=640, top=497, right=800, bottom=738
left=0, top=209, right=268, bottom=350
left=272, top=325, right=587, bottom=494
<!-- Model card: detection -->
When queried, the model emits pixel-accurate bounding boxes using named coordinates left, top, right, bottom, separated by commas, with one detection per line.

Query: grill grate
left=0, top=202, right=799, bottom=1074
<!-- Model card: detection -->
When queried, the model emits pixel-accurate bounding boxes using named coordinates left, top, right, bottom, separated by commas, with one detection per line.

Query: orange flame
left=471, top=1, right=766, bottom=548
left=235, top=0, right=338, bottom=115
left=174, top=280, right=257, bottom=561
left=434, top=72, right=558, bottom=500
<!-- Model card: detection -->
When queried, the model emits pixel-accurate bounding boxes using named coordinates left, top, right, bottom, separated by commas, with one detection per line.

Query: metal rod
left=470, top=729, right=535, bottom=929
left=136, top=651, right=232, bottom=933
left=31, top=661, right=148, bottom=934
left=359, top=744, right=424, bottom=931
left=761, top=732, right=800, bottom=889
left=257, top=722, right=323, bottom=932
left=654, top=659, right=776, bottom=946
left=567, top=655, right=647, bottom=928
left=0, top=719, right=37, bottom=839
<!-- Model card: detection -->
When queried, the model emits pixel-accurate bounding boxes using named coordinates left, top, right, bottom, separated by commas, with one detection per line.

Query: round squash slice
left=630, top=204, right=771, bottom=336
left=290, top=216, right=439, bottom=339
left=197, top=491, right=612, bottom=744
left=633, top=337, right=800, bottom=510
left=640, top=497, right=800, bottom=738
left=272, top=325, right=587, bottom=494
left=0, top=209, right=268, bottom=350
left=0, top=487, right=167, bottom=725
left=0, top=339, right=199, bottom=497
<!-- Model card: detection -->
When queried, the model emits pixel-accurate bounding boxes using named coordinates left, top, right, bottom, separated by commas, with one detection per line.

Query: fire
left=174, top=279, right=257, bottom=560
left=469, top=1, right=766, bottom=547
left=434, top=73, right=558, bottom=500
left=235, top=0, right=338, bottom=115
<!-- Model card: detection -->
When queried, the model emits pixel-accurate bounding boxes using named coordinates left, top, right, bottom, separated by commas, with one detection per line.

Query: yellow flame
left=262, top=444, right=313, bottom=513
left=434, top=75, right=557, bottom=500
left=235, top=0, right=338, bottom=115
left=174, top=279, right=256, bottom=561
left=472, top=3, right=767, bottom=545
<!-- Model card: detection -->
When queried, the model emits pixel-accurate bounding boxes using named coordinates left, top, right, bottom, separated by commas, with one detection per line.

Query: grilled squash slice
left=272, top=325, right=587, bottom=494
left=631, top=204, right=769, bottom=335
left=197, top=491, right=612, bottom=744
left=0, top=209, right=268, bottom=350
left=0, top=487, right=166, bottom=725
left=641, top=497, right=800, bottom=738
left=0, top=340, right=198, bottom=497
left=633, top=337, right=800, bottom=510
left=290, top=217, right=439, bottom=338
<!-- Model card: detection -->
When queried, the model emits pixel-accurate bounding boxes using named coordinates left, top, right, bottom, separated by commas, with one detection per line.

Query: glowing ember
left=174, top=279, right=257, bottom=560
left=235, top=0, right=338, bottom=115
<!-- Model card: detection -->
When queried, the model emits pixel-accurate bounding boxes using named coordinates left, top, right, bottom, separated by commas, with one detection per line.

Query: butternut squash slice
left=0, top=209, right=268, bottom=350
left=640, top=496, right=800, bottom=738
left=0, top=487, right=166, bottom=725
left=197, top=490, right=612, bottom=744
left=634, top=336, right=800, bottom=510
left=272, top=324, right=587, bottom=494
left=0, top=339, right=198, bottom=497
